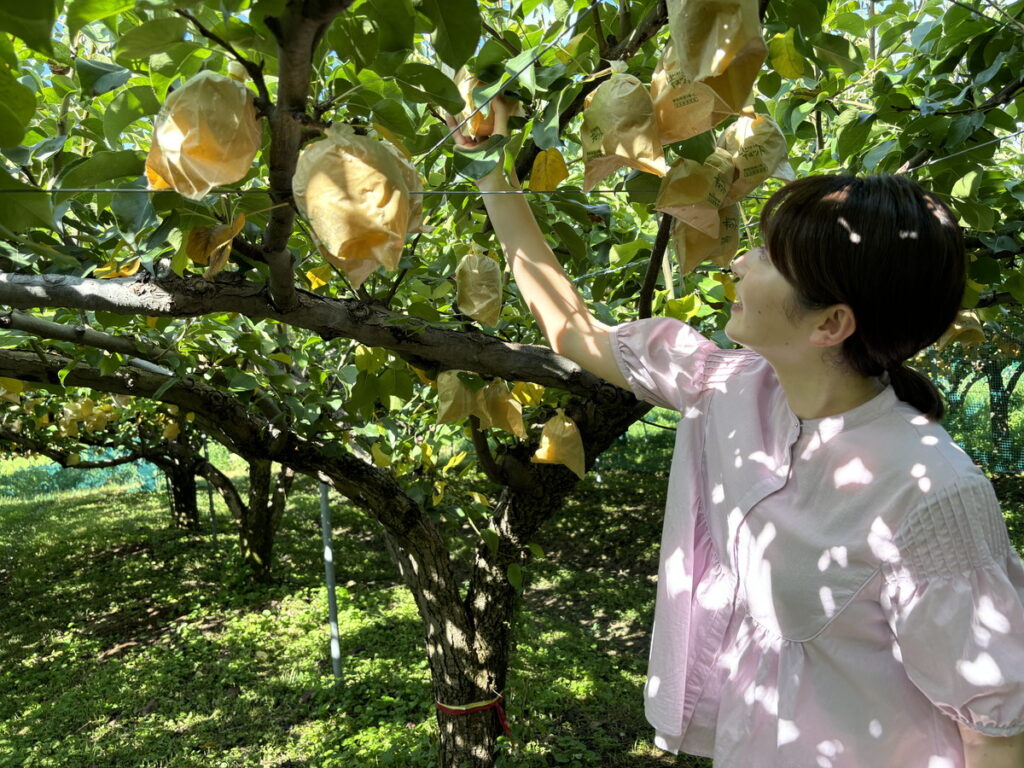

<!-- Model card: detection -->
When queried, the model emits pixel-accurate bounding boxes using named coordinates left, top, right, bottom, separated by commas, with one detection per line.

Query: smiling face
left=725, top=246, right=824, bottom=362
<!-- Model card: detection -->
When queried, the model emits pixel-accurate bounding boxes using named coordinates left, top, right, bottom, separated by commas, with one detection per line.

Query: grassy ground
left=1, top=422, right=1021, bottom=767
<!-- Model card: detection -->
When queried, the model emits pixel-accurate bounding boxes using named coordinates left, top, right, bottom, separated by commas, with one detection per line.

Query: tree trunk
left=165, top=459, right=200, bottom=530
left=238, top=459, right=292, bottom=582
left=985, top=358, right=1013, bottom=472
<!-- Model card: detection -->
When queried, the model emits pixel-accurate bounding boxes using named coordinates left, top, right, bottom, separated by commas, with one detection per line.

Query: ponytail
left=886, top=362, right=945, bottom=420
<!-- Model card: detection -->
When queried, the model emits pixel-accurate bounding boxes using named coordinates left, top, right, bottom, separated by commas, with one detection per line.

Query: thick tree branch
left=0, top=428, right=143, bottom=469
left=468, top=415, right=505, bottom=485
left=258, top=2, right=350, bottom=312
left=0, top=272, right=618, bottom=398
left=638, top=213, right=674, bottom=319
left=0, top=309, right=171, bottom=366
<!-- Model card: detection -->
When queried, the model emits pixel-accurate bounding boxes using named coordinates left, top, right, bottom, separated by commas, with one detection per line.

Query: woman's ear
left=809, top=304, right=857, bottom=348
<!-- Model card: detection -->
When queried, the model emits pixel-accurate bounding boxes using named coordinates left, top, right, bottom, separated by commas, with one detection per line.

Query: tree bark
left=164, top=457, right=200, bottom=530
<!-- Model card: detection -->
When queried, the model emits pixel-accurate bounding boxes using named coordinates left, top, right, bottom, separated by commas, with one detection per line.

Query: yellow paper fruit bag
left=650, top=42, right=723, bottom=145
left=672, top=203, right=741, bottom=274
left=453, top=69, right=526, bottom=140
left=383, top=141, right=430, bottom=234
left=718, top=113, right=795, bottom=204
left=456, top=252, right=503, bottom=326
left=146, top=70, right=262, bottom=201
left=936, top=311, right=986, bottom=350
left=581, top=62, right=669, bottom=192
left=655, top=147, right=734, bottom=238
left=293, top=125, right=411, bottom=288
left=477, top=380, right=527, bottom=439
left=437, top=370, right=484, bottom=424
left=666, top=0, right=767, bottom=119
left=531, top=409, right=586, bottom=479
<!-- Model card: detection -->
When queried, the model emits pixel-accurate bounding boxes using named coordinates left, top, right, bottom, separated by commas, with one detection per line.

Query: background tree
left=0, top=1, right=1021, bottom=765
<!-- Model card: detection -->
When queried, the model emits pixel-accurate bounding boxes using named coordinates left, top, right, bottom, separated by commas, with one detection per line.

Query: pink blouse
left=609, top=318, right=1024, bottom=768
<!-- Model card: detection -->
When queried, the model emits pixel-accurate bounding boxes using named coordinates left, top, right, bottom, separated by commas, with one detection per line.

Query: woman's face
left=725, top=247, right=819, bottom=358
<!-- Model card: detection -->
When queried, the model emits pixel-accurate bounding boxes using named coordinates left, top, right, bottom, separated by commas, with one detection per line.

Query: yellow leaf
left=146, top=316, right=158, bottom=328
left=432, top=481, right=446, bottom=505
left=0, top=377, right=24, bottom=395
left=306, top=264, right=333, bottom=290
left=185, top=214, right=246, bottom=278
left=530, top=148, right=569, bottom=192
left=93, top=256, right=142, bottom=279
left=712, top=272, right=737, bottom=302
left=512, top=381, right=544, bottom=407
left=768, top=29, right=805, bottom=79
left=442, top=451, right=468, bottom=474
left=67, top=453, right=81, bottom=466
left=162, top=422, right=180, bottom=440
left=371, top=443, right=392, bottom=467
left=468, top=491, right=490, bottom=506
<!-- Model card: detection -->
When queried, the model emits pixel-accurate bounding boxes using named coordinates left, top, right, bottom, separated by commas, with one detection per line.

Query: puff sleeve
left=609, top=318, right=754, bottom=412
left=881, top=474, right=1024, bottom=736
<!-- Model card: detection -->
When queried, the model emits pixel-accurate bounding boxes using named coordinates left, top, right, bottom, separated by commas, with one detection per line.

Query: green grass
left=1, top=431, right=1021, bottom=768
left=0, top=456, right=704, bottom=768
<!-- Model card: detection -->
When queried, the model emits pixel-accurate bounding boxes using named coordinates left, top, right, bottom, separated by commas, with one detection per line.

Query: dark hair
left=761, top=175, right=965, bottom=420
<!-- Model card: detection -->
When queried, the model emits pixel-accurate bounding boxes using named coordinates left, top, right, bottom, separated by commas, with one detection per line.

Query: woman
left=454, top=101, right=1024, bottom=767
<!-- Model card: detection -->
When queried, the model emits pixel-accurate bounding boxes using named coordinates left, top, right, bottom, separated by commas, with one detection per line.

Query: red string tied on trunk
left=435, top=691, right=512, bottom=739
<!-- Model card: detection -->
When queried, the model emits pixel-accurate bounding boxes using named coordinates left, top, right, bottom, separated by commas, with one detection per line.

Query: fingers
left=490, top=96, right=511, bottom=137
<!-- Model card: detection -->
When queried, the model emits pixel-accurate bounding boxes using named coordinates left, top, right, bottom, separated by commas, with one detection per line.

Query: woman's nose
left=730, top=252, right=748, bottom=277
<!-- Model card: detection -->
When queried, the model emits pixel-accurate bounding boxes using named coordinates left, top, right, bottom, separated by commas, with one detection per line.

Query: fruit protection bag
left=437, top=370, right=483, bottom=424
left=531, top=409, right=586, bottom=479
left=293, top=125, right=412, bottom=288
left=672, top=203, right=741, bottom=273
left=454, top=69, right=526, bottom=140
left=666, top=0, right=767, bottom=119
left=581, top=62, right=669, bottom=192
left=146, top=70, right=262, bottom=201
left=655, top=147, right=735, bottom=238
left=456, top=252, right=503, bottom=326
left=476, top=380, right=527, bottom=439
left=718, top=113, right=795, bottom=204
left=650, top=42, right=723, bottom=145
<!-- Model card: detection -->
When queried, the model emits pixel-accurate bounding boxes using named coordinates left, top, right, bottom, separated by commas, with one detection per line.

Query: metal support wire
left=318, top=480, right=343, bottom=682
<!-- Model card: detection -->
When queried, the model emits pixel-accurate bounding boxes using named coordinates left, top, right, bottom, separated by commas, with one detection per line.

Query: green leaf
left=810, top=32, right=863, bottom=75
left=419, top=0, right=480, bottom=71
left=393, top=62, right=464, bottom=113
left=364, top=0, right=414, bottom=73
left=505, top=47, right=538, bottom=94
left=98, top=353, right=123, bottom=376
left=951, top=170, right=981, bottom=199
left=1004, top=271, right=1024, bottom=304
left=0, top=64, right=36, bottom=145
left=768, top=29, right=805, bottom=79
left=0, top=167, right=51, bottom=231
left=75, top=58, right=132, bottom=97
left=0, top=0, right=55, bottom=54
left=835, top=111, right=874, bottom=161
left=151, top=375, right=179, bottom=400
left=506, top=562, right=523, bottom=591
left=527, top=542, right=545, bottom=559
left=480, top=527, right=499, bottom=556
left=57, top=150, right=144, bottom=202
left=115, top=17, right=189, bottom=61
left=103, top=85, right=161, bottom=147
left=452, top=133, right=507, bottom=180
left=66, top=0, right=134, bottom=38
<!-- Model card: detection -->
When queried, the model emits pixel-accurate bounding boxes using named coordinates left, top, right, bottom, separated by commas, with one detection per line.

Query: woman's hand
left=442, top=91, right=627, bottom=389
left=445, top=95, right=511, bottom=149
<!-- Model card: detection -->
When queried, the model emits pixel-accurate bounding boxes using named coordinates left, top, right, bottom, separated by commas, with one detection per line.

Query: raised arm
left=458, top=104, right=628, bottom=390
